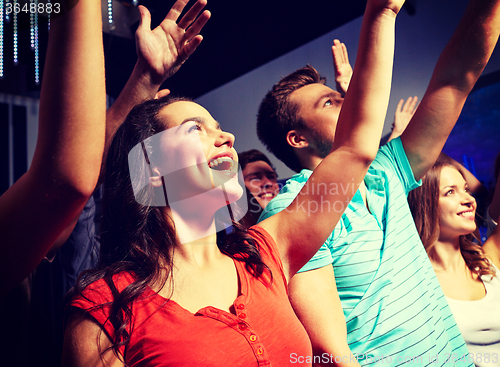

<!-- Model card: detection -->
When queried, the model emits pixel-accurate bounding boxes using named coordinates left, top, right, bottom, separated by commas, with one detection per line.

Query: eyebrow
left=442, top=185, right=457, bottom=190
left=180, top=117, right=221, bottom=130
left=315, top=92, right=340, bottom=109
left=441, top=183, right=469, bottom=192
left=247, top=170, right=276, bottom=176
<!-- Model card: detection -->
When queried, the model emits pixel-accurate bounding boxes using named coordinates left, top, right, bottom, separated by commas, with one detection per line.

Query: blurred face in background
left=243, top=160, right=279, bottom=209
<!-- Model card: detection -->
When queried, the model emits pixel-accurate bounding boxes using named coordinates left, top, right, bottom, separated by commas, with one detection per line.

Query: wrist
left=365, top=1, right=401, bottom=22
left=133, top=60, right=164, bottom=92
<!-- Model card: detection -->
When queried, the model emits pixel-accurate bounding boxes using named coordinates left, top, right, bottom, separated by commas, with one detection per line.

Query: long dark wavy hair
left=67, top=95, right=269, bottom=360
left=408, top=155, right=494, bottom=277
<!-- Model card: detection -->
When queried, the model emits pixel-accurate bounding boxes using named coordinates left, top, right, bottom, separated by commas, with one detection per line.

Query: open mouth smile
left=208, top=156, right=234, bottom=172
left=457, top=210, right=474, bottom=219
left=259, top=192, right=275, bottom=199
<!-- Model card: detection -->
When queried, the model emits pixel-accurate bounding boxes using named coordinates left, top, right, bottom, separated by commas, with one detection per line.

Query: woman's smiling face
left=140, top=101, right=243, bottom=210
left=437, top=165, right=477, bottom=241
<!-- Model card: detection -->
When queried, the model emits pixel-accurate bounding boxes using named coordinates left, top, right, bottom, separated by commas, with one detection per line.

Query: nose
left=215, top=130, right=235, bottom=149
left=261, top=176, right=278, bottom=190
left=261, top=177, right=273, bottom=189
left=461, top=191, right=476, bottom=206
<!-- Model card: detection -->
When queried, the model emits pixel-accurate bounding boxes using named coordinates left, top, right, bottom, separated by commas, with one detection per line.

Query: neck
left=431, top=237, right=464, bottom=272
left=301, top=155, right=323, bottom=171
left=161, top=207, right=223, bottom=265
left=172, top=232, right=223, bottom=266
left=163, top=196, right=220, bottom=246
left=294, top=146, right=324, bottom=171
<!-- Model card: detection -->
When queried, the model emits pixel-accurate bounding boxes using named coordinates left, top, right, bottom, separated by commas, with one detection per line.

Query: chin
left=211, top=170, right=244, bottom=205
left=466, top=225, right=477, bottom=235
left=257, top=198, right=272, bottom=209
left=456, top=225, right=477, bottom=238
left=225, top=184, right=245, bottom=204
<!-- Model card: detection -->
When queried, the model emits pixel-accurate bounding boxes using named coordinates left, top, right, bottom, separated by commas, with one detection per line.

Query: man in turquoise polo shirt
left=257, top=0, right=500, bottom=365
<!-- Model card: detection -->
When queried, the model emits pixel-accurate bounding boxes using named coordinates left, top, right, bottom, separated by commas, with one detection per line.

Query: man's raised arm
left=401, top=0, right=500, bottom=181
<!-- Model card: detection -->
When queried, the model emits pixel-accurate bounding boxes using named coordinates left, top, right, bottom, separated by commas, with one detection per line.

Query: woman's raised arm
left=0, top=0, right=106, bottom=296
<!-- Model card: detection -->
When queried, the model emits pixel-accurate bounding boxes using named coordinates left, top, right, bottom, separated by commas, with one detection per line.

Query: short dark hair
left=238, top=149, right=276, bottom=173
left=257, top=65, right=326, bottom=172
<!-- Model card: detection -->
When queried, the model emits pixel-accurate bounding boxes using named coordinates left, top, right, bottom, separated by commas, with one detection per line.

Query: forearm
left=402, top=0, right=500, bottom=180
left=483, top=224, right=500, bottom=269
left=489, top=174, right=500, bottom=223
left=415, top=0, right=500, bottom=134
left=313, top=337, right=361, bottom=367
left=387, top=129, right=401, bottom=143
left=35, top=0, right=105, bottom=196
left=263, top=1, right=402, bottom=276
left=289, top=268, right=361, bottom=367
left=438, top=152, right=484, bottom=194
left=333, top=1, right=398, bottom=161
left=310, top=314, right=361, bottom=366
left=432, top=0, right=500, bottom=91
left=105, top=61, right=162, bottom=149
left=316, top=348, right=361, bottom=367
left=0, top=0, right=105, bottom=296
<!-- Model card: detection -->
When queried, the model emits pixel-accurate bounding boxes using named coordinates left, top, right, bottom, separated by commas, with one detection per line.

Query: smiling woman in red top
left=61, top=0, right=403, bottom=365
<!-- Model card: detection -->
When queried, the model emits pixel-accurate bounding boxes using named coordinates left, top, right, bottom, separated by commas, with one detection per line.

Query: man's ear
left=149, top=167, right=163, bottom=187
left=286, top=130, right=309, bottom=149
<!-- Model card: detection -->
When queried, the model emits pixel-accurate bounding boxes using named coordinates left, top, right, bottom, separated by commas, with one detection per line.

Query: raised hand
left=394, top=96, right=418, bottom=132
left=103, top=1, right=210, bottom=163
left=135, top=0, right=211, bottom=85
left=387, top=96, right=418, bottom=142
left=331, top=39, right=352, bottom=97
